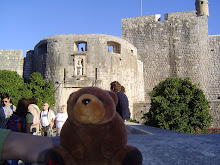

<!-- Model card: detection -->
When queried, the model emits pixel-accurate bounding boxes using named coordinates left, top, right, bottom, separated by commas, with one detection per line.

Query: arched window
left=107, top=41, right=121, bottom=54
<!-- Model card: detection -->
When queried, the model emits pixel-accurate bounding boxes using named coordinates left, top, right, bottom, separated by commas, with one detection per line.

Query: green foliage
left=0, top=70, right=32, bottom=105
left=144, top=77, right=213, bottom=134
left=27, top=72, right=55, bottom=109
left=0, top=70, right=55, bottom=110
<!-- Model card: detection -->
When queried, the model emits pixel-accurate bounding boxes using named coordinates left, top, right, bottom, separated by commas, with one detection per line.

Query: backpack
left=6, top=114, right=26, bottom=133
left=28, top=104, right=40, bottom=125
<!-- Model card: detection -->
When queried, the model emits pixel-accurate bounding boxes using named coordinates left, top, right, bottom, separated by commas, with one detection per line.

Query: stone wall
left=133, top=102, right=151, bottom=124
left=208, top=35, right=220, bottom=100
left=0, top=50, right=24, bottom=76
left=209, top=100, right=220, bottom=128
left=122, top=14, right=171, bottom=102
left=23, top=50, right=34, bottom=82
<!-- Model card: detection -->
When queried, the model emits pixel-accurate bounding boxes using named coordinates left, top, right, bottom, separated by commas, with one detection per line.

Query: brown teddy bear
left=45, top=87, right=142, bottom=165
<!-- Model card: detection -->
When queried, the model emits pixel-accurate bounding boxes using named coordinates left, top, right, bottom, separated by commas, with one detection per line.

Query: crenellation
left=165, top=11, right=197, bottom=20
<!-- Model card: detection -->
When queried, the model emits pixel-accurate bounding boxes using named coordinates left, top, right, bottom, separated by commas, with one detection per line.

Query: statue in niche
left=76, top=58, right=84, bottom=76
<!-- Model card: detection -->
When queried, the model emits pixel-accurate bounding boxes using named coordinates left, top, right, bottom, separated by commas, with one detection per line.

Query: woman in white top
left=55, top=105, right=68, bottom=136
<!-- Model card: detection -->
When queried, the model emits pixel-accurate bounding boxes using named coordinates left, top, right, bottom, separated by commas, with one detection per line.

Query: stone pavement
left=125, top=122, right=220, bottom=165
left=19, top=122, right=220, bottom=165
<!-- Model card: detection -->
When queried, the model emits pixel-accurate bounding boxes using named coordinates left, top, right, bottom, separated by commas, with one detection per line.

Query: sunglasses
left=2, top=101, right=8, bottom=103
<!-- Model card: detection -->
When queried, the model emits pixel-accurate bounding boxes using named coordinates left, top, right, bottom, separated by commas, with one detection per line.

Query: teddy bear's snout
left=82, top=98, right=91, bottom=105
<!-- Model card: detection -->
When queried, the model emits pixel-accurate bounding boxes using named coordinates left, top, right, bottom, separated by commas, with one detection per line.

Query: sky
left=0, top=0, right=220, bottom=57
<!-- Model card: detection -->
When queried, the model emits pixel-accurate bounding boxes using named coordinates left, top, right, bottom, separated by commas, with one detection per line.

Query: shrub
left=144, top=77, right=213, bottom=133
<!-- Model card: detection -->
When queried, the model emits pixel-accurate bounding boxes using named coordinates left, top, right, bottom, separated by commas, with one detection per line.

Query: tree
left=0, top=70, right=32, bottom=105
left=0, top=70, right=55, bottom=110
left=144, top=77, right=212, bottom=133
left=27, top=72, right=55, bottom=109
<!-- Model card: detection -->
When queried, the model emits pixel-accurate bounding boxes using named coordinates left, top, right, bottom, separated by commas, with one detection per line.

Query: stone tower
left=33, top=34, right=145, bottom=117
left=195, top=0, right=209, bottom=17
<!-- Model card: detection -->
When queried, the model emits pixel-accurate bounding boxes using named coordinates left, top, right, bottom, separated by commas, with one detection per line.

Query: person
left=0, top=128, right=60, bottom=164
left=110, top=81, right=130, bottom=121
left=26, top=98, right=41, bottom=135
left=40, top=103, right=55, bottom=137
left=121, top=86, right=126, bottom=93
left=6, top=98, right=30, bottom=165
left=0, top=102, right=6, bottom=129
left=55, top=105, right=68, bottom=136
left=0, top=93, right=16, bottom=128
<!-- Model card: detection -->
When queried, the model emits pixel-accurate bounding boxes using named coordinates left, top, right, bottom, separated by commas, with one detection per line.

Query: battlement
left=122, top=14, right=161, bottom=24
left=122, top=10, right=198, bottom=25
left=164, top=11, right=197, bottom=20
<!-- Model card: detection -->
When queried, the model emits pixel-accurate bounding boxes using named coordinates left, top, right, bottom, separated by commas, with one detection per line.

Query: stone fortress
left=0, top=0, right=219, bottom=127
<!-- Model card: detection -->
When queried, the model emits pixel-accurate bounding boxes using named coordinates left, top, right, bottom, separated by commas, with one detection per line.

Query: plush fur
left=45, top=87, right=142, bottom=165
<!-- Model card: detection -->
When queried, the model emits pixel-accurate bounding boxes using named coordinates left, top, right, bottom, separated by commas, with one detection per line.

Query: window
left=74, top=42, right=87, bottom=51
left=107, top=41, right=121, bottom=54
left=108, top=46, right=114, bottom=52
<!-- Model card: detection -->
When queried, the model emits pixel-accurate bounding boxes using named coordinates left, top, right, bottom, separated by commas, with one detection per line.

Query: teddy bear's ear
left=107, top=91, right=118, bottom=105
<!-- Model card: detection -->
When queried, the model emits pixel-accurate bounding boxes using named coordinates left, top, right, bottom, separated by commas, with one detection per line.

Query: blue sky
left=0, top=0, right=219, bottom=57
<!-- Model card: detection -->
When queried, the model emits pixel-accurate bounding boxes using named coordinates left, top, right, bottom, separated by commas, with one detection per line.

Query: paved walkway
left=19, top=122, right=220, bottom=165
left=125, top=122, right=220, bottom=165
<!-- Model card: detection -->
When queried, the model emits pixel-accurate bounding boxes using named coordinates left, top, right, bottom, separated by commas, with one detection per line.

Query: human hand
left=2, top=131, right=60, bottom=163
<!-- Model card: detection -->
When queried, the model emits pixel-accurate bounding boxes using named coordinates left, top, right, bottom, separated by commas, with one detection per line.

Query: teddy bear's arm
left=102, top=115, right=127, bottom=159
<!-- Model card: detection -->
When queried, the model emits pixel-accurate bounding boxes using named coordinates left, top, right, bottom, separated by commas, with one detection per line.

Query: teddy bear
left=44, top=87, right=142, bottom=165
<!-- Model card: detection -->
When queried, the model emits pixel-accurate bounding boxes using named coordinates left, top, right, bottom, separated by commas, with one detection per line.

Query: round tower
left=195, top=0, right=209, bottom=17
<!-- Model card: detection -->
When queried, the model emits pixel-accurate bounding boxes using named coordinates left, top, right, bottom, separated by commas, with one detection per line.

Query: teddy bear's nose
left=82, top=99, right=91, bottom=105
